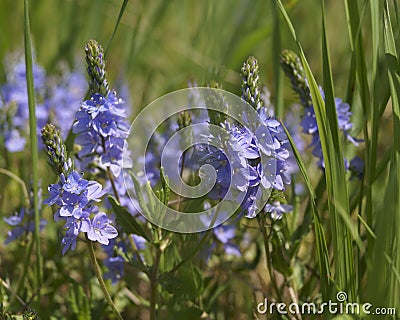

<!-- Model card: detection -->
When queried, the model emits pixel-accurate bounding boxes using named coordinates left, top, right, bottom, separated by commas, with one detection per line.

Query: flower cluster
left=237, top=57, right=292, bottom=218
left=301, top=88, right=361, bottom=168
left=0, top=55, right=46, bottom=152
left=47, top=65, right=88, bottom=138
left=164, top=57, right=292, bottom=219
left=73, top=40, right=131, bottom=180
left=0, top=53, right=87, bottom=152
left=73, top=92, right=131, bottom=177
left=280, top=50, right=363, bottom=176
left=42, top=124, right=118, bottom=255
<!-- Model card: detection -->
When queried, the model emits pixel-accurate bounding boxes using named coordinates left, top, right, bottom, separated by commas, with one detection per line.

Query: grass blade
left=276, top=0, right=356, bottom=300
left=281, top=122, right=332, bottom=299
left=373, top=1, right=400, bottom=310
left=24, top=0, right=42, bottom=293
left=105, top=0, right=129, bottom=57
left=271, top=0, right=283, bottom=118
left=321, top=0, right=355, bottom=301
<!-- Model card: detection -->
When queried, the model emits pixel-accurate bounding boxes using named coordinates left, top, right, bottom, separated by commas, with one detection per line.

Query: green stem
left=0, top=277, right=27, bottom=307
left=128, top=235, right=148, bottom=275
left=15, top=238, right=35, bottom=300
left=86, top=236, right=123, bottom=320
left=271, top=0, right=283, bottom=118
left=149, top=246, right=161, bottom=320
left=24, top=0, right=42, bottom=293
left=257, top=215, right=282, bottom=303
left=107, top=166, right=121, bottom=203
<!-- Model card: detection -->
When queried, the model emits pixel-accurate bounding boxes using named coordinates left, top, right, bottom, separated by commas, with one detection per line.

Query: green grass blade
left=271, top=0, right=283, bottom=118
left=276, top=0, right=356, bottom=300
left=24, top=0, right=42, bottom=293
left=367, top=1, right=400, bottom=311
left=321, top=0, right=355, bottom=301
left=281, top=122, right=331, bottom=299
left=378, top=1, right=400, bottom=310
left=105, top=0, right=129, bottom=57
left=344, top=0, right=374, bottom=239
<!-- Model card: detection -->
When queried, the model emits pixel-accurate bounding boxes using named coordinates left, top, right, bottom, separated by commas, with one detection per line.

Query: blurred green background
left=0, top=0, right=358, bottom=112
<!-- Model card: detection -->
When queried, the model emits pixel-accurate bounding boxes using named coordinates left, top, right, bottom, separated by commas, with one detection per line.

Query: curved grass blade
left=105, top=0, right=129, bottom=57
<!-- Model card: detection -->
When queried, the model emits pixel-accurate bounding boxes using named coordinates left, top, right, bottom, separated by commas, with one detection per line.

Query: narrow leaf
left=109, top=195, right=151, bottom=242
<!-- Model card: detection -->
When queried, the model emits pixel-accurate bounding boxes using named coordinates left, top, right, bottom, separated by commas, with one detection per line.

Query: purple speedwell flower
left=63, top=171, right=89, bottom=194
left=42, top=124, right=118, bottom=254
left=349, top=156, right=364, bottom=180
left=213, top=224, right=241, bottom=256
left=300, top=88, right=362, bottom=169
left=1, top=54, right=47, bottom=152
left=3, top=187, right=46, bottom=244
left=265, top=201, right=293, bottom=220
left=73, top=40, right=132, bottom=182
left=87, top=212, right=118, bottom=245
left=281, top=50, right=363, bottom=176
left=73, top=92, right=131, bottom=178
left=48, top=66, right=87, bottom=138
left=45, top=170, right=105, bottom=217
left=44, top=169, right=117, bottom=254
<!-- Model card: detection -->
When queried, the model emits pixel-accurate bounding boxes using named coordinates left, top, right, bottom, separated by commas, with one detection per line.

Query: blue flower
left=43, top=168, right=113, bottom=254
left=349, top=156, right=364, bottom=180
left=63, top=171, right=89, bottom=194
left=213, top=225, right=241, bottom=256
left=102, top=234, right=146, bottom=284
left=73, top=93, right=131, bottom=177
left=4, top=129, right=26, bottom=152
left=104, top=255, right=125, bottom=284
left=87, top=212, right=118, bottom=245
left=48, top=68, right=87, bottom=138
left=1, top=55, right=47, bottom=152
left=61, top=228, right=77, bottom=256
left=100, top=145, right=124, bottom=177
left=64, top=210, right=91, bottom=235
left=58, top=191, right=89, bottom=218
left=299, top=88, right=362, bottom=170
left=265, top=201, right=293, bottom=219
left=46, top=171, right=105, bottom=219
left=43, top=182, right=63, bottom=206
left=4, top=188, right=46, bottom=244
left=301, top=106, right=318, bottom=134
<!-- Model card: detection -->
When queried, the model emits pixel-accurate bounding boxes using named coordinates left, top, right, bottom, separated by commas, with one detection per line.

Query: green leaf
left=159, top=264, right=204, bottom=302
left=108, top=196, right=151, bottom=242
left=129, top=171, right=151, bottom=216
